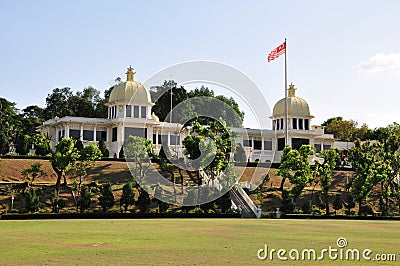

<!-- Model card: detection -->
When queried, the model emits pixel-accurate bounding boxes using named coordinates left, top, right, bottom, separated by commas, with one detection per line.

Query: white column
left=167, top=131, right=171, bottom=145
left=80, top=124, right=84, bottom=141
left=120, top=125, right=124, bottom=143
left=261, top=136, right=265, bottom=150
left=155, top=129, right=159, bottom=144
left=93, top=126, right=97, bottom=142
left=106, top=127, right=110, bottom=142
left=65, top=124, right=70, bottom=138
left=123, top=104, right=126, bottom=118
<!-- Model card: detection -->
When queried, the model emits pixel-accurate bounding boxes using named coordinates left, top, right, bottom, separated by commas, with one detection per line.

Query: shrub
left=302, top=200, right=312, bottom=214
left=316, top=192, right=326, bottom=210
left=333, top=194, right=343, bottom=214
left=360, top=205, right=374, bottom=216
left=25, top=189, right=40, bottom=213
left=281, top=189, right=295, bottom=213
left=120, top=182, right=135, bottom=212
left=51, top=190, right=65, bottom=213
left=78, top=186, right=91, bottom=213
left=98, top=182, right=115, bottom=212
left=136, top=188, right=151, bottom=214
left=98, top=139, right=109, bottom=157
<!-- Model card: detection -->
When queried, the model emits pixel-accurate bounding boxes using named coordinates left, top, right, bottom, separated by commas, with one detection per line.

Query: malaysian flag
left=267, top=41, right=286, bottom=62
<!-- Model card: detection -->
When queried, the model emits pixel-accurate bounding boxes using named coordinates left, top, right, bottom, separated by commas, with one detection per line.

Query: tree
left=43, top=87, right=73, bottom=120
left=98, top=139, right=109, bottom=157
left=349, top=140, right=390, bottom=215
left=21, top=163, right=47, bottom=187
left=150, top=80, right=188, bottom=122
left=67, top=95, right=94, bottom=118
left=78, top=185, right=91, bottom=213
left=314, top=149, right=340, bottom=215
left=49, top=137, right=79, bottom=194
left=215, top=191, right=232, bottom=213
left=182, top=119, right=236, bottom=204
left=98, top=182, right=115, bottom=212
left=277, top=145, right=315, bottom=203
left=374, top=123, right=400, bottom=215
left=187, top=86, right=244, bottom=127
left=150, top=81, right=244, bottom=127
left=25, top=189, right=40, bottom=213
left=234, top=143, right=247, bottom=163
left=74, top=143, right=102, bottom=187
left=0, top=98, right=22, bottom=154
left=51, top=190, right=65, bottom=213
left=120, top=182, right=135, bottom=213
left=124, top=136, right=153, bottom=178
left=333, top=194, right=343, bottom=215
left=315, top=191, right=325, bottom=211
left=136, top=187, right=151, bottom=214
left=322, top=117, right=373, bottom=141
left=24, top=133, right=50, bottom=156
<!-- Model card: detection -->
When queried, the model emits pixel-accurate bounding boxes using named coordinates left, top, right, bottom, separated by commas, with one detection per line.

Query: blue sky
left=1, top=1, right=400, bottom=129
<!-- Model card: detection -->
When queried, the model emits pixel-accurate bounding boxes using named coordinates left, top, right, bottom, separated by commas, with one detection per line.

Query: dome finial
left=126, top=65, right=136, bottom=81
left=288, top=83, right=296, bottom=97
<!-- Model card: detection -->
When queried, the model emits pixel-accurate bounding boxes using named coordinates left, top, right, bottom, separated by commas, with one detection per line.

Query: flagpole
left=284, top=38, right=288, bottom=146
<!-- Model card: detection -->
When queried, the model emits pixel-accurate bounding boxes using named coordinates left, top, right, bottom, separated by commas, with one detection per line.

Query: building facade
left=39, top=66, right=338, bottom=162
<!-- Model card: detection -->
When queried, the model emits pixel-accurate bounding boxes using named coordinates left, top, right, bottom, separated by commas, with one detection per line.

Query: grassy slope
left=0, top=219, right=399, bottom=265
left=1, top=158, right=386, bottom=214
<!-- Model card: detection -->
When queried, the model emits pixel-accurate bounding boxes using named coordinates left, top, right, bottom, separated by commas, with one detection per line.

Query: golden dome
left=272, top=84, right=312, bottom=118
left=108, top=66, right=152, bottom=105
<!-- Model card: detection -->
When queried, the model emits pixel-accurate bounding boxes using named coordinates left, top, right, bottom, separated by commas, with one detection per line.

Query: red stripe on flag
left=267, top=41, right=286, bottom=62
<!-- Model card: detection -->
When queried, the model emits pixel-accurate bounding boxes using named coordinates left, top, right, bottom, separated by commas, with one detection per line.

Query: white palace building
left=39, top=66, right=344, bottom=163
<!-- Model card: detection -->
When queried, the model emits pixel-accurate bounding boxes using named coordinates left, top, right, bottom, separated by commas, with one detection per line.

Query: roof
left=108, top=66, right=152, bottom=105
left=272, top=84, right=313, bottom=118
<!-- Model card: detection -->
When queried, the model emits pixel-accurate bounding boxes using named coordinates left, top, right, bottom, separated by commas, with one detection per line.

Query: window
left=124, top=127, right=147, bottom=140
left=280, top=118, right=284, bottom=130
left=323, top=144, right=331, bottom=151
left=278, top=138, right=285, bottom=151
left=69, top=129, right=80, bottom=139
left=305, top=119, right=309, bottom=130
left=292, top=138, right=310, bottom=150
left=153, top=134, right=157, bottom=144
left=83, top=130, right=94, bottom=141
left=126, top=105, right=132, bottom=117
left=158, top=134, right=162, bottom=145
left=96, top=131, right=107, bottom=141
left=299, top=118, right=303, bottom=130
left=292, top=118, right=297, bottom=129
left=264, top=141, right=272, bottom=150
left=161, top=135, right=168, bottom=145
left=315, top=144, right=321, bottom=152
left=170, top=135, right=180, bottom=145
left=253, top=140, right=262, bottom=150
left=276, top=119, right=280, bottom=130
left=141, top=106, right=147, bottom=118
left=243, top=139, right=252, bottom=147
left=133, top=106, right=139, bottom=118
left=112, top=127, right=117, bottom=142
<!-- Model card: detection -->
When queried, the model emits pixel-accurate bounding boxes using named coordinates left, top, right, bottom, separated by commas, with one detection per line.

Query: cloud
left=355, top=53, right=400, bottom=73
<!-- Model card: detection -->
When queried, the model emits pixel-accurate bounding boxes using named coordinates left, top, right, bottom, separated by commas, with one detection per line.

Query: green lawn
left=0, top=219, right=399, bottom=265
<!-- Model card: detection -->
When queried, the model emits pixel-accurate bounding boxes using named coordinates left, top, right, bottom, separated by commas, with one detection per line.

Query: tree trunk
left=55, top=170, right=62, bottom=194
left=358, top=200, right=362, bottom=216
left=325, top=194, right=330, bottom=216
left=280, top=177, right=286, bottom=191
left=63, top=174, right=67, bottom=185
